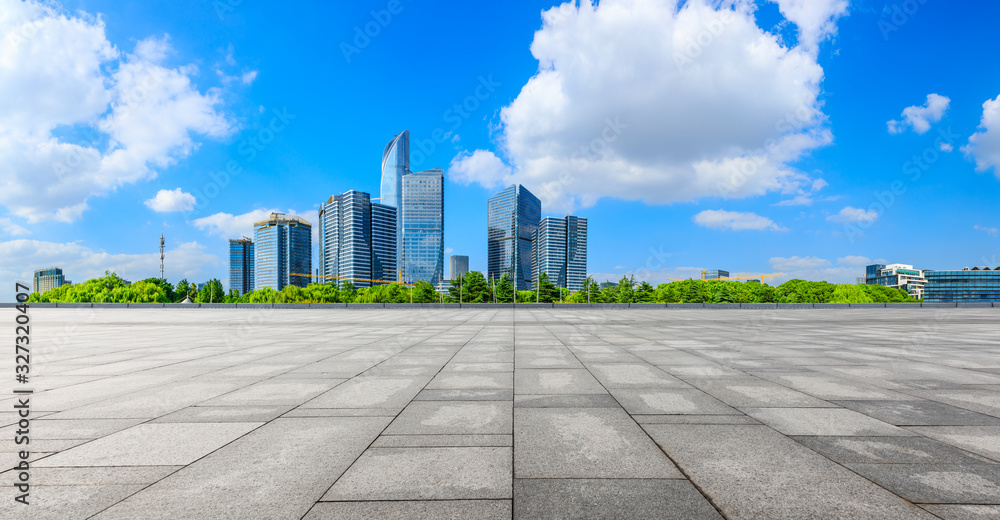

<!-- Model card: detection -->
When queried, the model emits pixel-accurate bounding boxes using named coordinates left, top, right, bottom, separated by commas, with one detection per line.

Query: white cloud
left=192, top=208, right=319, bottom=243
left=964, top=94, right=1000, bottom=176
left=241, top=70, right=258, bottom=85
left=769, top=255, right=830, bottom=271
left=450, top=0, right=837, bottom=212
left=940, top=142, right=954, bottom=153
left=144, top=188, right=196, bottom=212
left=827, top=206, right=878, bottom=224
left=0, top=218, right=30, bottom=236
left=693, top=209, right=787, bottom=231
left=769, top=0, right=849, bottom=54
left=448, top=150, right=512, bottom=189
left=774, top=177, right=829, bottom=206
left=0, top=1, right=234, bottom=223
left=590, top=266, right=706, bottom=285
left=974, top=225, right=998, bottom=237
left=887, top=93, right=950, bottom=135
left=0, top=239, right=221, bottom=288
left=837, top=255, right=871, bottom=266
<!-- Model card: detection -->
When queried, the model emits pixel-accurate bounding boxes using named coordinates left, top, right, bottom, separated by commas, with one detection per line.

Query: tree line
left=28, top=271, right=914, bottom=304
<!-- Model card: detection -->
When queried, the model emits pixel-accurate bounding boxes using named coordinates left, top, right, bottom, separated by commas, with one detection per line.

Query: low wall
left=1, top=302, right=994, bottom=309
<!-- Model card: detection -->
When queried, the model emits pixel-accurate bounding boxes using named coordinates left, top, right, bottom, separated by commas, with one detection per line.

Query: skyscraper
left=33, top=267, right=66, bottom=294
left=488, top=184, right=541, bottom=290
left=228, top=238, right=254, bottom=295
left=372, top=202, right=397, bottom=282
left=532, top=216, right=588, bottom=292
left=381, top=130, right=409, bottom=270
left=450, top=255, right=469, bottom=280
left=319, top=191, right=397, bottom=287
left=254, top=213, right=312, bottom=291
left=401, top=169, right=444, bottom=285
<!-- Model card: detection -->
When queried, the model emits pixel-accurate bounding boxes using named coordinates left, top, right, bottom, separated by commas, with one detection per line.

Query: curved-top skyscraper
left=381, top=130, right=409, bottom=275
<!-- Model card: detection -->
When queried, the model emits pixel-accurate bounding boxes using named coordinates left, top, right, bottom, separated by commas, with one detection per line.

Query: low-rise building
left=34, top=267, right=66, bottom=294
left=923, top=267, right=1000, bottom=303
left=865, top=263, right=926, bottom=299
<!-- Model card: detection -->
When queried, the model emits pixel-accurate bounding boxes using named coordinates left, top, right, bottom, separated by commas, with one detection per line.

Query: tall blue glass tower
left=254, top=213, right=311, bottom=291
left=488, top=185, right=541, bottom=291
left=532, top=216, right=587, bottom=292
left=319, top=191, right=397, bottom=287
left=381, top=130, right=409, bottom=271
left=401, top=169, right=444, bottom=285
left=228, top=237, right=254, bottom=295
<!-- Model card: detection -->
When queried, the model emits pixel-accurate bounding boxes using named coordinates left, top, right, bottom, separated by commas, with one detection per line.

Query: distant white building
left=864, top=263, right=926, bottom=299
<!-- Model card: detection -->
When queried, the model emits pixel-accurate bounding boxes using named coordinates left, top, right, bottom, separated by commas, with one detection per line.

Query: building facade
left=450, top=255, right=469, bottom=280
left=401, top=169, right=444, bottom=285
left=381, top=130, right=409, bottom=271
left=372, top=203, right=398, bottom=282
left=33, top=267, right=66, bottom=294
left=704, top=270, right=730, bottom=280
left=254, top=213, right=312, bottom=291
left=228, top=238, right=254, bottom=295
left=531, top=216, right=588, bottom=292
left=487, top=185, right=541, bottom=291
left=923, top=267, right=1000, bottom=302
left=865, top=263, right=926, bottom=299
left=319, top=191, right=398, bottom=288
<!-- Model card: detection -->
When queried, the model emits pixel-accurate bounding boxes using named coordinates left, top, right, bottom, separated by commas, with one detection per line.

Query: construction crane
left=290, top=273, right=414, bottom=286
left=666, top=271, right=784, bottom=283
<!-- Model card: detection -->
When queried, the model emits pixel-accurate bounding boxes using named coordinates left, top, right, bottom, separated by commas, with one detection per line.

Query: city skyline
left=3, top=0, right=1000, bottom=299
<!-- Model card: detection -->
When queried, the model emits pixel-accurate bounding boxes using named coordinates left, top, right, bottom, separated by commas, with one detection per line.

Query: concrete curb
left=6, top=301, right=995, bottom=309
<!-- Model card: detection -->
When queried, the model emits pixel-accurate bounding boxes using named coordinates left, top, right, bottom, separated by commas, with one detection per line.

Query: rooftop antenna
left=159, top=228, right=165, bottom=281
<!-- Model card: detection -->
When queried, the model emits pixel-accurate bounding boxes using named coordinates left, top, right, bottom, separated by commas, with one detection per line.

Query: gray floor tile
left=610, top=388, right=741, bottom=415
left=514, top=369, right=607, bottom=395
left=745, top=408, right=913, bottom=436
left=304, top=500, right=512, bottom=519
left=515, top=407, right=681, bottom=478
left=835, top=400, right=1000, bottom=426
left=513, top=479, right=722, bottom=519
left=323, top=447, right=512, bottom=500
left=384, top=401, right=512, bottom=435
left=792, top=436, right=994, bottom=464
left=909, top=426, right=1000, bottom=462
left=847, top=464, right=1000, bottom=504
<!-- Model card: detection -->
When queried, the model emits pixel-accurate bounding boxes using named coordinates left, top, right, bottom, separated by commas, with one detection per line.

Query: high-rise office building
left=33, top=267, right=66, bottom=294
left=228, top=238, right=254, bottom=295
left=450, top=255, right=469, bottom=280
left=319, top=191, right=397, bottom=287
left=254, top=213, right=312, bottom=291
left=704, top=270, right=730, bottom=280
left=488, top=184, right=541, bottom=290
left=381, top=130, right=409, bottom=271
left=401, top=169, right=444, bottom=285
left=372, top=202, right=397, bottom=282
left=532, top=216, right=588, bottom=292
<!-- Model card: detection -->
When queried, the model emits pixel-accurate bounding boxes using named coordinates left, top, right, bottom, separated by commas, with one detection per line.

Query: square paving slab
left=4, top=307, right=999, bottom=519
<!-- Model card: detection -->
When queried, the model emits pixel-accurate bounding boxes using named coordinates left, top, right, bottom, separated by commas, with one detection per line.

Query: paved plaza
left=3, top=308, right=1000, bottom=519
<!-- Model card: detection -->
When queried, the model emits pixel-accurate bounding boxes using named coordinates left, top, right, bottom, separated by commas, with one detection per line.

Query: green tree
left=533, top=272, right=559, bottom=303
left=636, top=281, right=655, bottom=303
left=140, top=278, right=175, bottom=301
left=448, top=274, right=465, bottom=303
left=412, top=281, right=438, bottom=303
left=515, top=290, right=536, bottom=303
left=340, top=281, right=357, bottom=303
left=196, top=279, right=225, bottom=303
left=462, top=271, right=490, bottom=303
left=615, top=276, right=637, bottom=303
left=174, top=278, right=193, bottom=302
left=247, top=287, right=278, bottom=303
left=496, top=273, right=515, bottom=303
left=304, top=283, right=341, bottom=303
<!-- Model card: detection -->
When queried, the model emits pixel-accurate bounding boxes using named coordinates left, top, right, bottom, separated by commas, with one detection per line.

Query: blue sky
left=2, top=0, right=999, bottom=294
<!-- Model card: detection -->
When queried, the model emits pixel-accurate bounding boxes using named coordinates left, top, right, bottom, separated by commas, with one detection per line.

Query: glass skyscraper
left=254, top=213, right=312, bottom=291
left=488, top=184, right=541, bottom=291
left=372, top=202, right=397, bottom=282
left=33, top=267, right=66, bottom=294
left=228, top=238, right=254, bottom=295
left=450, top=255, right=469, bottom=280
left=381, top=130, right=409, bottom=271
left=319, top=191, right=397, bottom=287
left=532, top=216, right=588, bottom=292
left=401, top=169, right=444, bottom=285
